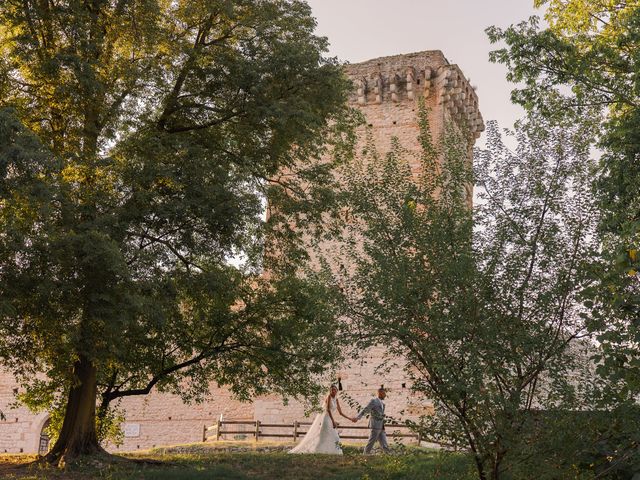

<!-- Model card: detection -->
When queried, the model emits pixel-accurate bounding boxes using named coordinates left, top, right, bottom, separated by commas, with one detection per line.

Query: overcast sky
left=305, top=0, right=542, bottom=133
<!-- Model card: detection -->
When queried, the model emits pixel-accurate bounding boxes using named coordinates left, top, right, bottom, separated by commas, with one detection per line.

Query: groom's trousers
left=364, top=428, right=390, bottom=454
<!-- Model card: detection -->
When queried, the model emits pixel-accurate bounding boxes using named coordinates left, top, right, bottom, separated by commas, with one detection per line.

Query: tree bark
left=474, top=457, right=489, bottom=480
left=491, top=451, right=505, bottom=480
left=45, top=355, right=105, bottom=464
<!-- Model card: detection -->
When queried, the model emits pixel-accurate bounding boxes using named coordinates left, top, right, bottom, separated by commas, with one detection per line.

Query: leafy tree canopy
left=487, top=0, right=639, bottom=230
left=487, top=1, right=640, bottom=442
left=0, top=0, right=354, bottom=461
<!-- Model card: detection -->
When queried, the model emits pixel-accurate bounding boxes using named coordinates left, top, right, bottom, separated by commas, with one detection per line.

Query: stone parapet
left=346, top=50, right=484, bottom=139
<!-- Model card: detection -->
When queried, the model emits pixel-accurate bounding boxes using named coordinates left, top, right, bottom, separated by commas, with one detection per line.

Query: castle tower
left=252, top=51, right=485, bottom=425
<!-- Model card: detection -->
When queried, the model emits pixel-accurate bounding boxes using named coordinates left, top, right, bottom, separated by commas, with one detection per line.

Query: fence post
left=417, top=432, right=422, bottom=445
left=293, top=421, right=298, bottom=442
left=255, top=420, right=261, bottom=442
left=216, top=419, right=221, bottom=441
left=202, top=424, right=207, bottom=442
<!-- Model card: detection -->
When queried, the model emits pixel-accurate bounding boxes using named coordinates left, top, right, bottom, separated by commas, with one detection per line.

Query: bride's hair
left=329, top=384, right=338, bottom=390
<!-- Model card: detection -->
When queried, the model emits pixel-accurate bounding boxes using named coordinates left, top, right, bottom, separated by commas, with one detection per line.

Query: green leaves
left=331, top=100, right=599, bottom=479
left=489, top=12, right=640, bottom=468
left=0, top=0, right=354, bottom=445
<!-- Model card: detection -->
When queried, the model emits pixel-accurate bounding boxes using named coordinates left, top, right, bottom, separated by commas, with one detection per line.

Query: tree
left=331, top=103, right=598, bottom=480
left=0, top=0, right=353, bottom=463
left=487, top=0, right=639, bottom=233
left=487, top=3, right=640, bottom=469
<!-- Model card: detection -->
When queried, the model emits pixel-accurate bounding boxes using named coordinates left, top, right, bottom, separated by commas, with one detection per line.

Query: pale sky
left=306, top=0, right=543, bottom=134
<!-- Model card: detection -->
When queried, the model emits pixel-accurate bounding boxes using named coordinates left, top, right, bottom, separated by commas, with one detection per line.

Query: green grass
left=0, top=442, right=475, bottom=480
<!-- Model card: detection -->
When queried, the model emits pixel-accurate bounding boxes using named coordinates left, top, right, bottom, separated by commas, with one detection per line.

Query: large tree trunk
left=45, top=355, right=105, bottom=465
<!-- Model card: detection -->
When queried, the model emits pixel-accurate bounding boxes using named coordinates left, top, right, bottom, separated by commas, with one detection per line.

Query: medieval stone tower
left=0, top=51, right=483, bottom=453
left=250, top=49, right=485, bottom=427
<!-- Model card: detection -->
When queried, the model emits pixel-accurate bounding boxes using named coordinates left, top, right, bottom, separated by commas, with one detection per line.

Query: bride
left=289, top=384, right=356, bottom=454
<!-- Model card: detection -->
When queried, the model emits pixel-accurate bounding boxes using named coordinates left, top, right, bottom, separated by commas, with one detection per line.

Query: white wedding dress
left=289, top=396, right=343, bottom=454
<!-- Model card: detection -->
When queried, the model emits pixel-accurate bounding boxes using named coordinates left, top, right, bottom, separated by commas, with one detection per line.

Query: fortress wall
left=346, top=50, right=482, bottom=164
left=106, top=387, right=254, bottom=451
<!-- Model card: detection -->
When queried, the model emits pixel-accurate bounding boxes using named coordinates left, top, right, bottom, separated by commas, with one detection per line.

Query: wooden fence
left=203, top=419, right=421, bottom=444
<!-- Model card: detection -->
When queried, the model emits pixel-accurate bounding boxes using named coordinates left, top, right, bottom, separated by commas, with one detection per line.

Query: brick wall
left=107, top=387, right=255, bottom=451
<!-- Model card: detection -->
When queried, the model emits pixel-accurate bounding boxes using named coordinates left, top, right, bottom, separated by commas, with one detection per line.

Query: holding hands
left=330, top=386, right=363, bottom=427
left=334, top=417, right=358, bottom=428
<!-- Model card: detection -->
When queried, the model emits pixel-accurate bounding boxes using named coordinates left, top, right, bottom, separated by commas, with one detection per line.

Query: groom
left=355, top=387, right=390, bottom=454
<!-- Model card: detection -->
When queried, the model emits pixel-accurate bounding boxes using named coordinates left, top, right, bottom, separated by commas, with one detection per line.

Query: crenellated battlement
left=345, top=51, right=485, bottom=139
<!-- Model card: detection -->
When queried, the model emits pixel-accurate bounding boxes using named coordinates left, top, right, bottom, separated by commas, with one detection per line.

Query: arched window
left=38, top=418, right=51, bottom=456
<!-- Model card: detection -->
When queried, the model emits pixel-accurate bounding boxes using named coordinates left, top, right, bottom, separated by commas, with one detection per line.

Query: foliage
left=455, top=406, right=640, bottom=480
left=487, top=3, right=640, bottom=472
left=0, top=0, right=355, bottom=455
left=330, top=101, right=599, bottom=480
left=487, top=2, right=639, bottom=115
left=487, top=1, right=639, bottom=231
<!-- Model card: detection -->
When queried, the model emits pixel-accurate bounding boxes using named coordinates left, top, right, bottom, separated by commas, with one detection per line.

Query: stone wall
left=107, top=387, right=255, bottom=452
left=346, top=50, right=483, bottom=159
left=0, top=370, right=49, bottom=454
left=0, top=50, right=482, bottom=454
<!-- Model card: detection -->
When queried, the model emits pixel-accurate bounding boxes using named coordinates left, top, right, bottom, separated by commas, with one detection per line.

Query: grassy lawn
left=0, top=442, right=475, bottom=480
